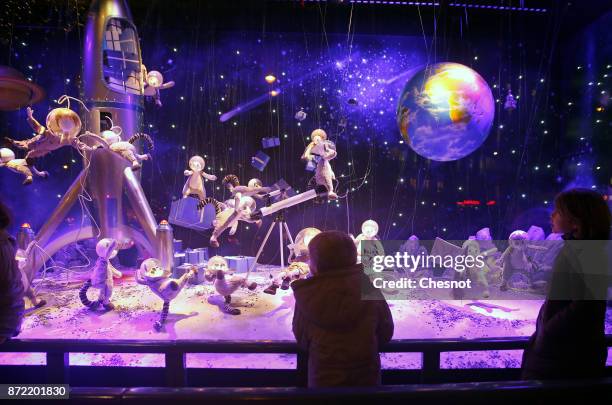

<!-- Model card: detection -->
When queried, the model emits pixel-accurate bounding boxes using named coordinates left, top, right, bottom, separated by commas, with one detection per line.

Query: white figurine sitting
left=264, top=227, right=320, bottom=295
left=205, top=255, right=256, bottom=315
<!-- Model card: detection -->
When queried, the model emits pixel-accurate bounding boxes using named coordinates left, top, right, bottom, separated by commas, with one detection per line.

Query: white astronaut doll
left=497, top=230, right=547, bottom=291
left=79, top=238, right=122, bottom=311
left=353, top=219, right=385, bottom=266
left=301, top=129, right=337, bottom=199
left=141, top=66, right=175, bottom=107
left=0, top=148, right=48, bottom=185
left=99, top=127, right=153, bottom=171
left=452, top=240, right=498, bottom=299
left=183, top=155, right=217, bottom=201
left=209, top=175, right=271, bottom=248
left=5, top=106, right=94, bottom=160
left=136, top=258, right=196, bottom=331
left=263, top=227, right=320, bottom=295
left=205, top=256, right=257, bottom=315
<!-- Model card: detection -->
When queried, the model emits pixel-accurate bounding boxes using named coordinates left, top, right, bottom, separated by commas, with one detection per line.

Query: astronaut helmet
left=139, top=258, right=169, bottom=280
left=95, top=238, right=118, bottom=260
left=146, top=70, right=164, bottom=88
left=101, top=126, right=122, bottom=145
left=361, top=219, right=379, bottom=238
left=189, top=155, right=205, bottom=172
left=310, top=128, right=327, bottom=144
left=46, top=107, right=81, bottom=140
left=247, top=178, right=262, bottom=188
left=0, top=148, right=15, bottom=163
left=508, top=230, right=528, bottom=248
left=462, top=239, right=481, bottom=256
left=288, top=227, right=321, bottom=261
left=208, top=255, right=229, bottom=271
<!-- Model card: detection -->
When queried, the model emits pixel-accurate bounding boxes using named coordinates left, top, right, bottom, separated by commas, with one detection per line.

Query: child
left=291, top=231, right=394, bottom=387
left=521, top=189, right=610, bottom=379
left=0, top=200, right=25, bottom=344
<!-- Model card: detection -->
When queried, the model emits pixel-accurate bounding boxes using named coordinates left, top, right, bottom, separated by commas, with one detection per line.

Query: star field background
left=0, top=0, right=610, bottom=262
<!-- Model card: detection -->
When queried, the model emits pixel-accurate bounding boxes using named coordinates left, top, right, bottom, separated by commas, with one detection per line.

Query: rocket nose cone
left=88, top=0, right=133, bottom=20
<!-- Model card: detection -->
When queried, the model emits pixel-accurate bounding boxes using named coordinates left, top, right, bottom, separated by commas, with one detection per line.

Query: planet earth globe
left=396, top=62, right=494, bottom=161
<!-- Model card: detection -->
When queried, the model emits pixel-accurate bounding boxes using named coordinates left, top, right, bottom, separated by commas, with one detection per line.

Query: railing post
left=46, top=351, right=69, bottom=384
left=165, top=350, right=186, bottom=387
left=296, top=351, right=308, bottom=387
left=421, top=350, right=440, bottom=383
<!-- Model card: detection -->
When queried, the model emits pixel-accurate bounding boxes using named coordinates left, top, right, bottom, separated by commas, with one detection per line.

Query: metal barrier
left=1, top=336, right=611, bottom=386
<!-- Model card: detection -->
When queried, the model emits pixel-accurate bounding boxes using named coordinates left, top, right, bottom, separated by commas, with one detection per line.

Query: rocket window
left=102, top=18, right=142, bottom=95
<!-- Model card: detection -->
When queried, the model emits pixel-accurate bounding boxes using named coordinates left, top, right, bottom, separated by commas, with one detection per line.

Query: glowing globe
left=396, top=63, right=494, bottom=161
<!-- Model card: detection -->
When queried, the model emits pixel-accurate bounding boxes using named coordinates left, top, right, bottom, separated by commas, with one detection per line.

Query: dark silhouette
left=291, top=230, right=394, bottom=387
left=521, top=189, right=611, bottom=379
left=0, top=200, right=25, bottom=344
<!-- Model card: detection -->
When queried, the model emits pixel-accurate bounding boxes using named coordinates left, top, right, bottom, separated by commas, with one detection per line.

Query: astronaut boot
left=23, top=176, right=33, bottom=186
left=263, top=283, right=279, bottom=295
left=224, top=296, right=241, bottom=315
left=280, top=277, right=292, bottom=290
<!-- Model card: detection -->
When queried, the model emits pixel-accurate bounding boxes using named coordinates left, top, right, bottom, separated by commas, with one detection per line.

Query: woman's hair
left=0, top=199, right=12, bottom=229
left=554, top=188, right=611, bottom=240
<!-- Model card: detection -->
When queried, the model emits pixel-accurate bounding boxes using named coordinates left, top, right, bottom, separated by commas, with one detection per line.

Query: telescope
left=251, top=184, right=329, bottom=220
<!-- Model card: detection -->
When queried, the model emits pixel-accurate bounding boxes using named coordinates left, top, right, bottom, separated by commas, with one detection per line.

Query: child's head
left=308, top=231, right=357, bottom=275
left=0, top=199, right=11, bottom=230
left=552, top=189, right=611, bottom=239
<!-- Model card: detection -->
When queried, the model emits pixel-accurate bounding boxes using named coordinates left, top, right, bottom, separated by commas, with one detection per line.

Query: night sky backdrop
left=0, top=0, right=610, bottom=262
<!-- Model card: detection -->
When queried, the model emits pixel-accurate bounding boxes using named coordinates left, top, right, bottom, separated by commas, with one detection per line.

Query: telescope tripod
left=248, top=209, right=294, bottom=274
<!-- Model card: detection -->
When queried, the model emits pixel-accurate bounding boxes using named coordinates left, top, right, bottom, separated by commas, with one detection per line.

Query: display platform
left=6, top=265, right=609, bottom=370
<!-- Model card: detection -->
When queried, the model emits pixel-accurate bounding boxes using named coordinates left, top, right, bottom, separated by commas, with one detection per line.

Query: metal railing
left=1, top=336, right=611, bottom=386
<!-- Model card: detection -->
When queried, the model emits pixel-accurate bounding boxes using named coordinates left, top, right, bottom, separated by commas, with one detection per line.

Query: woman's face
left=551, top=207, right=576, bottom=235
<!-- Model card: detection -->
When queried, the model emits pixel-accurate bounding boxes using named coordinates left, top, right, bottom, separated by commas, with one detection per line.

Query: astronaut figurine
left=0, top=148, right=48, bottom=185
left=5, top=106, right=93, bottom=163
left=99, top=127, right=153, bottom=171
left=497, top=230, right=547, bottom=291
left=453, top=240, right=498, bottom=299
left=142, top=66, right=175, bottom=107
left=302, top=129, right=337, bottom=199
left=353, top=219, right=385, bottom=265
left=79, top=238, right=122, bottom=311
left=264, top=227, right=320, bottom=295
left=136, top=258, right=196, bottom=331
left=205, top=256, right=257, bottom=315
left=209, top=175, right=271, bottom=248
left=183, top=155, right=217, bottom=201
